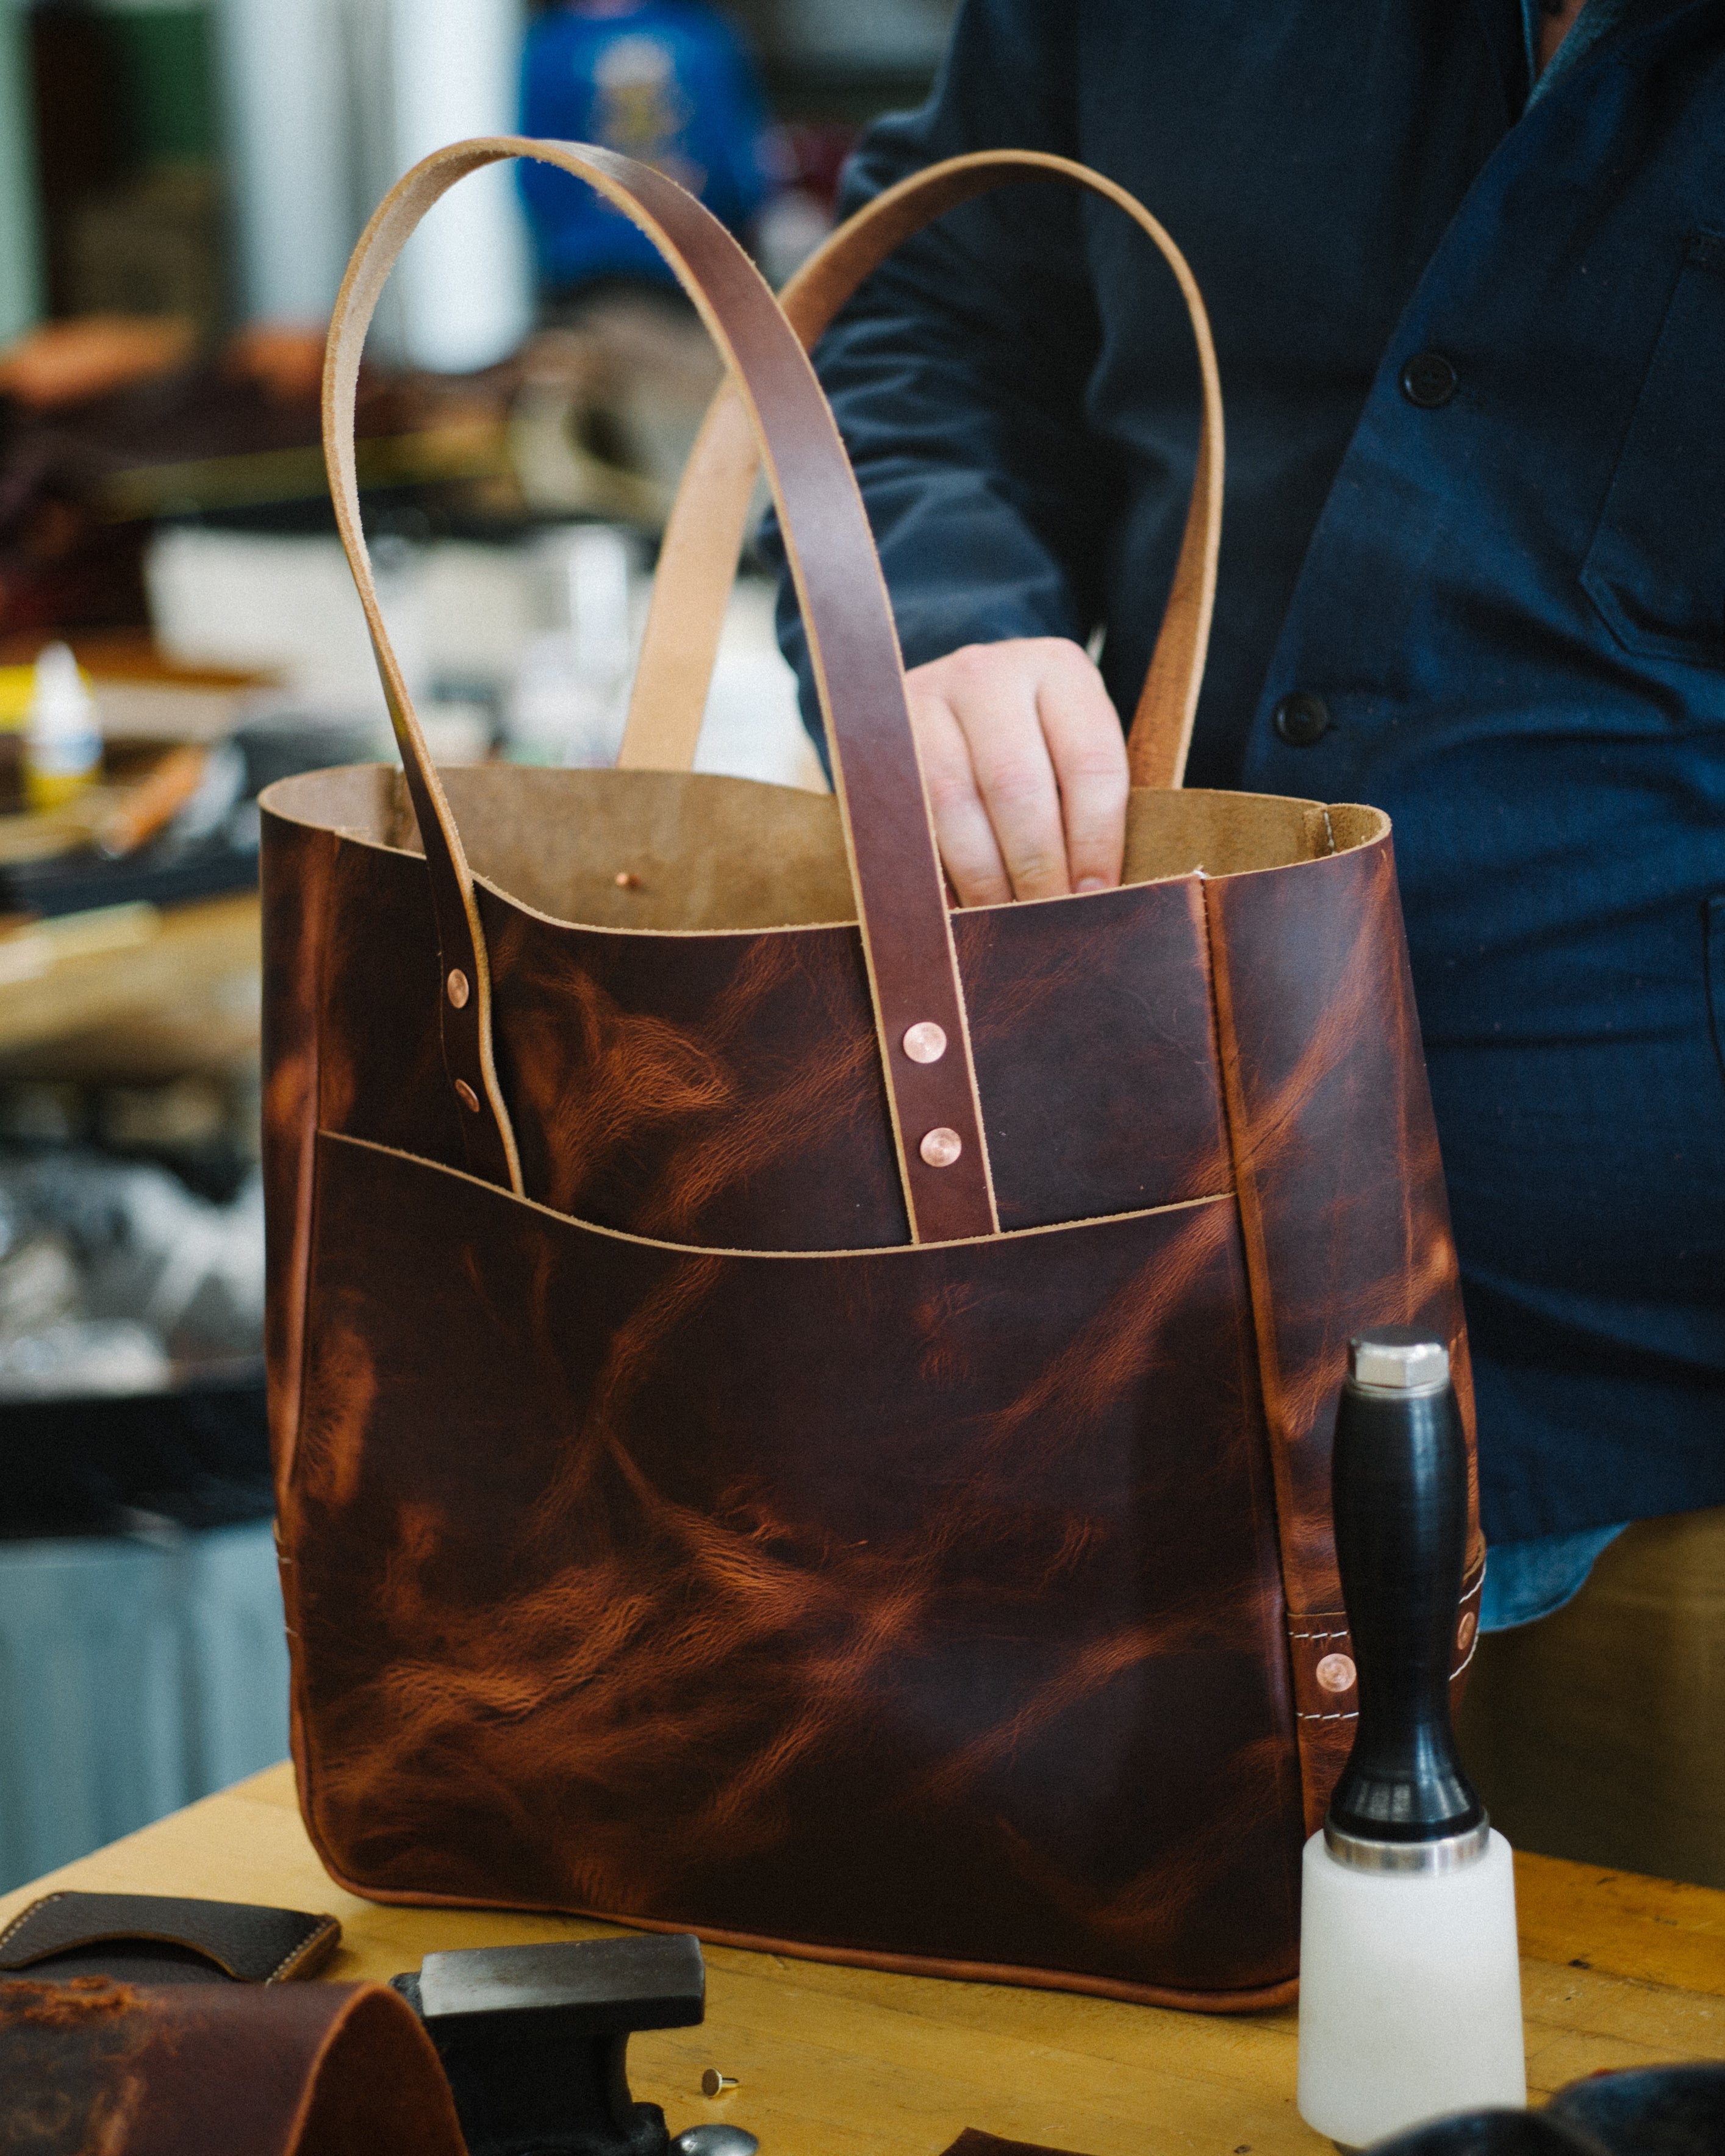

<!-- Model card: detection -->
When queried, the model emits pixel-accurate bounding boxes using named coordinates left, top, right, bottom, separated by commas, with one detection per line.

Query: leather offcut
left=0, top=1979, right=465, bottom=2156
left=0, top=1893, right=340, bottom=1988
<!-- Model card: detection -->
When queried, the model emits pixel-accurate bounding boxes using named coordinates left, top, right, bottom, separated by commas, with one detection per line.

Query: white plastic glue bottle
left=1297, top=1332, right=1526, bottom=2150
left=24, top=642, right=102, bottom=812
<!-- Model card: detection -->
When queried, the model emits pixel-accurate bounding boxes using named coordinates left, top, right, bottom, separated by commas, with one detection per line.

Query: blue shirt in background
left=519, top=0, right=774, bottom=293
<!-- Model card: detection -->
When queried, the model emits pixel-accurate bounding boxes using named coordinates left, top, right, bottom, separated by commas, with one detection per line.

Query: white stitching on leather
left=0, top=1893, right=68, bottom=1958
left=267, top=1914, right=337, bottom=1983
left=0, top=1893, right=335, bottom=1985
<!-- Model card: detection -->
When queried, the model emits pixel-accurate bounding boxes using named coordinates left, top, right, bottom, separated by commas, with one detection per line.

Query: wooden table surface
left=3, top=1763, right=1721, bottom=2156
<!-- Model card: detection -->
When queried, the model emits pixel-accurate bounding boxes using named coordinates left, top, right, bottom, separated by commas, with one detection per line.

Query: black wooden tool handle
left=1328, top=1342, right=1485, bottom=1843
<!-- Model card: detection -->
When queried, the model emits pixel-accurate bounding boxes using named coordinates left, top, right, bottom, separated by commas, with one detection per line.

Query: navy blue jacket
left=771, top=0, right=1725, bottom=1542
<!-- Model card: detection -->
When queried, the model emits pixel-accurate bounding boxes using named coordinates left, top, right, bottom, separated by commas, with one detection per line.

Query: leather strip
left=1284, top=1560, right=1486, bottom=1836
left=939, top=2136, right=1094, bottom=2156
left=324, top=140, right=996, bottom=1241
left=1200, top=831, right=1482, bottom=1836
left=0, top=1893, right=340, bottom=1986
left=261, top=809, right=332, bottom=1500
left=619, top=149, right=1224, bottom=792
left=0, top=1979, right=467, bottom=2156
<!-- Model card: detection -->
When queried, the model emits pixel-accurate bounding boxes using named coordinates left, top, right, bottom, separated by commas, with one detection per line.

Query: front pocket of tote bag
left=283, top=1131, right=1302, bottom=1996
left=1581, top=233, right=1725, bottom=672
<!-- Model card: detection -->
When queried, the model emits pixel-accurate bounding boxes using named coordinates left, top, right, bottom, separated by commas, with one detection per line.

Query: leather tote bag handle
left=617, top=150, right=1224, bottom=792
left=324, top=139, right=997, bottom=1244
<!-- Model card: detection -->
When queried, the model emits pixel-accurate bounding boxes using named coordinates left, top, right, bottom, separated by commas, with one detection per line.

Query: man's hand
left=903, top=637, right=1128, bottom=906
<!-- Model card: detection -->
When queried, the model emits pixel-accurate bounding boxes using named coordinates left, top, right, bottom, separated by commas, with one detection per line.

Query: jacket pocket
left=1582, top=233, right=1725, bottom=673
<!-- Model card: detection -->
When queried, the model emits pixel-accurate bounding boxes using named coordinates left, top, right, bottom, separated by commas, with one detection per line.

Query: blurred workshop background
left=0, top=0, right=956, bottom=1893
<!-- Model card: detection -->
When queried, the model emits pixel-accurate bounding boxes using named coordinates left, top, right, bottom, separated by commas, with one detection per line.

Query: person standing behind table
left=517, top=0, right=776, bottom=301
left=764, top=0, right=1725, bottom=1878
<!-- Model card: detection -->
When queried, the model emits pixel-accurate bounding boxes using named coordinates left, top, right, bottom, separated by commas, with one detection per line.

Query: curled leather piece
left=0, top=1891, right=340, bottom=1987
left=0, top=1975, right=467, bottom=2156
left=1546, top=2064, right=1725, bottom=2156
left=939, top=2136, right=1094, bottom=2156
left=937, top=2065, right=1725, bottom=2156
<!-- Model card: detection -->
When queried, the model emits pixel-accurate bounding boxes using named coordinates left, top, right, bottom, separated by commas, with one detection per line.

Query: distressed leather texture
left=263, top=142, right=1479, bottom=2011
left=0, top=1977, right=465, bottom=2155
left=289, top=1135, right=1300, bottom=2004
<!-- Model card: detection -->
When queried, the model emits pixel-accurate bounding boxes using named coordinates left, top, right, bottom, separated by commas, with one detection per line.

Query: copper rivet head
left=1457, top=1610, right=1477, bottom=1653
left=919, top=1126, right=962, bottom=1169
left=902, top=1020, right=947, bottom=1064
left=454, top=1080, right=480, bottom=1114
left=615, top=871, right=640, bottom=889
left=701, top=2071, right=739, bottom=2099
left=1316, top=1652, right=1357, bottom=1695
left=446, top=968, right=470, bottom=1009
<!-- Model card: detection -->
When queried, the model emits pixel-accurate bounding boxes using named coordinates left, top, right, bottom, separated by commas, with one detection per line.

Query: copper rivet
left=701, top=2071, right=739, bottom=2099
left=615, top=871, right=640, bottom=889
left=1315, top=1652, right=1356, bottom=1695
left=446, top=968, right=470, bottom=1009
left=1457, top=1610, right=1477, bottom=1653
left=902, top=1021, right=947, bottom=1064
left=919, top=1126, right=962, bottom=1169
left=454, top=1080, right=480, bottom=1114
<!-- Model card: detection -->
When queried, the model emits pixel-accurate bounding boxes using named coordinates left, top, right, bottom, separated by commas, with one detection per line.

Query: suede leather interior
left=264, top=763, right=1388, bottom=937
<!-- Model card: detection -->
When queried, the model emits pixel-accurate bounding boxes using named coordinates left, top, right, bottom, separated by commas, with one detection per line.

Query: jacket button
left=1400, top=351, right=1458, bottom=408
left=1274, top=692, right=1332, bottom=747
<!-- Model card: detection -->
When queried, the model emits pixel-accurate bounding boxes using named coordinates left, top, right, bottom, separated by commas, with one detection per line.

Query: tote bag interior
left=271, top=759, right=1388, bottom=937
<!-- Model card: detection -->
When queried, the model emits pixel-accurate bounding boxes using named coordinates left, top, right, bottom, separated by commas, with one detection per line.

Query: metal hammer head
left=417, top=1933, right=705, bottom=2034
left=394, top=1932, right=706, bottom=2156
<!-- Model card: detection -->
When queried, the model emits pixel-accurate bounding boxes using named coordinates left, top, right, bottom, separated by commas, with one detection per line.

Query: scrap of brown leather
left=941, top=2133, right=1092, bottom=2156
left=0, top=1974, right=467, bottom=2156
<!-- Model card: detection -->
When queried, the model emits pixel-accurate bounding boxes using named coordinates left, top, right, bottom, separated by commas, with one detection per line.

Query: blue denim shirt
left=769, top=0, right=1725, bottom=1549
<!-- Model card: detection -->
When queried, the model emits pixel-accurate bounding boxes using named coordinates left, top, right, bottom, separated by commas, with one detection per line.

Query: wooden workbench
left=2, top=1764, right=1721, bottom=2156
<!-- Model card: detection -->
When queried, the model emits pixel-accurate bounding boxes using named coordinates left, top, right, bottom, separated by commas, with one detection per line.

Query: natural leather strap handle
left=619, top=150, right=1224, bottom=792
left=325, top=140, right=997, bottom=1242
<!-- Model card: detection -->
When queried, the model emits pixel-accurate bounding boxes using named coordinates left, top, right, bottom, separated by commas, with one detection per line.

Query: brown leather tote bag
left=263, top=140, right=1483, bottom=2015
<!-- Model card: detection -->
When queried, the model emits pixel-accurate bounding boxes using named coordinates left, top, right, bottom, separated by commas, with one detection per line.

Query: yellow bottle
left=0, top=664, right=34, bottom=814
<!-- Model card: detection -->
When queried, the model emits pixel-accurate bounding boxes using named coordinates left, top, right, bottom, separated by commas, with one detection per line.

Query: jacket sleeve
left=761, top=0, right=1125, bottom=727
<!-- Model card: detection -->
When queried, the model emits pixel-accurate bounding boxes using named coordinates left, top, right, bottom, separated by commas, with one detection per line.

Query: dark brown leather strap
left=0, top=1891, right=340, bottom=1985
left=619, top=149, right=1224, bottom=793
left=325, top=140, right=997, bottom=1242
